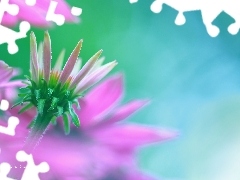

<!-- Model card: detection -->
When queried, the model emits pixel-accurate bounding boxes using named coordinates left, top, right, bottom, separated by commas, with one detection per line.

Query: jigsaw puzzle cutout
left=0, top=162, right=15, bottom=180
left=129, top=0, right=138, bottom=3
left=16, top=151, right=50, bottom=180
left=46, top=0, right=82, bottom=26
left=0, top=115, right=19, bottom=136
left=130, top=0, right=240, bottom=37
left=0, top=21, right=30, bottom=54
left=46, top=0, right=65, bottom=26
left=0, top=0, right=31, bottom=54
left=0, top=99, right=17, bottom=180
left=25, top=0, right=36, bottom=6
left=0, top=151, right=50, bottom=180
left=71, top=6, right=82, bottom=17
left=0, top=0, right=19, bottom=24
left=0, top=0, right=83, bottom=54
left=0, top=99, right=50, bottom=179
left=0, top=99, right=9, bottom=111
left=0, top=99, right=19, bottom=136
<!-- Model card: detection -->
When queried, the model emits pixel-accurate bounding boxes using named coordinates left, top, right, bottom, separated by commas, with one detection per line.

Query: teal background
left=1, top=0, right=240, bottom=179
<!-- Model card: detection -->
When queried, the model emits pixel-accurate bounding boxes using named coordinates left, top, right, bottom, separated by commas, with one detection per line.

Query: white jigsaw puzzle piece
left=0, top=162, right=16, bottom=180
left=0, top=0, right=19, bottom=24
left=0, top=99, right=9, bottom=111
left=16, top=151, right=50, bottom=180
left=0, top=99, right=17, bottom=179
left=0, top=21, right=31, bottom=54
left=25, top=0, right=36, bottom=6
left=133, top=0, right=240, bottom=37
left=0, top=99, right=19, bottom=136
left=71, top=6, right=82, bottom=17
left=0, top=0, right=31, bottom=54
left=46, top=0, right=65, bottom=26
left=129, top=0, right=138, bottom=4
left=0, top=151, right=50, bottom=180
left=149, top=0, right=223, bottom=37
left=0, top=116, right=19, bottom=136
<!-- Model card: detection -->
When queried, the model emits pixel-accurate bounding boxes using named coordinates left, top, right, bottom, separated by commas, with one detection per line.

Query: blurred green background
left=2, top=0, right=240, bottom=179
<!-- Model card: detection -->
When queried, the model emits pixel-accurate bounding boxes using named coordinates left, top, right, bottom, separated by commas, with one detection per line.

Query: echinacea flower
left=0, top=60, right=22, bottom=101
left=3, top=75, right=177, bottom=179
left=2, top=0, right=77, bottom=27
left=15, top=31, right=117, bottom=149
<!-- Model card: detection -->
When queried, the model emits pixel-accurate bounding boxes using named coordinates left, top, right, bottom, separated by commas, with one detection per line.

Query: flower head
left=2, top=0, right=77, bottom=27
left=15, top=31, right=117, bottom=148
left=4, top=75, right=177, bottom=179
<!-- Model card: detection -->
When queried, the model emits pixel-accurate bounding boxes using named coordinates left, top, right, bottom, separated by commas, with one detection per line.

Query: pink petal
left=11, top=0, right=50, bottom=26
left=91, top=124, right=178, bottom=152
left=0, top=61, right=22, bottom=100
left=77, top=74, right=124, bottom=127
left=99, top=100, right=149, bottom=125
left=0, top=87, right=18, bottom=100
left=75, top=60, right=117, bottom=93
left=36, top=0, right=77, bottom=21
left=43, top=31, right=51, bottom=81
left=0, top=61, right=13, bottom=83
left=70, top=50, right=102, bottom=88
left=3, top=0, right=76, bottom=27
left=1, top=69, right=12, bottom=83
left=30, top=32, right=39, bottom=82
left=0, top=80, right=23, bottom=88
left=32, top=139, right=129, bottom=179
left=59, top=40, right=82, bottom=84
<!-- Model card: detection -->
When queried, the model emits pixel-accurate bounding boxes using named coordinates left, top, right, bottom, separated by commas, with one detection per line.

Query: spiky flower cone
left=14, top=31, right=117, bottom=150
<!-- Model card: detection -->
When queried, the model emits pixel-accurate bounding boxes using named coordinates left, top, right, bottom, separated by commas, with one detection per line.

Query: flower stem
left=24, top=113, right=53, bottom=151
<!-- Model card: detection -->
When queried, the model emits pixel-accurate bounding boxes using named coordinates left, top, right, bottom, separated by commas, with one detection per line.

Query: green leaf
left=22, top=94, right=32, bottom=102
left=70, top=94, right=83, bottom=101
left=27, top=119, right=35, bottom=129
left=65, top=90, right=70, bottom=98
left=63, top=113, right=70, bottom=135
left=70, top=109, right=80, bottom=127
left=48, top=97, right=59, bottom=111
left=53, top=83, right=61, bottom=95
left=58, top=89, right=67, bottom=100
left=57, top=106, right=63, bottom=116
left=19, top=86, right=31, bottom=91
left=27, top=115, right=39, bottom=129
left=18, top=93, right=29, bottom=97
left=51, top=116, right=57, bottom=125
left=68, top=101, right=80, bottom=127
left=41, top=79, right=48, bottom=95
left=47, top=88, right=54, bottom=97
left=24, top=75, right=31, bottom=80
left=22, top=81, right=31, bottom=86
left=29, top=79, right=37, bottom=89
left=35, top=89, right=41, bottom=100
left=73, top=99, right=81, bottom=110
left=18, top=103, right=34, bottom=114
left=11, top=101, right=23, bottom=109
left=37, top=99, right=46, bottom=114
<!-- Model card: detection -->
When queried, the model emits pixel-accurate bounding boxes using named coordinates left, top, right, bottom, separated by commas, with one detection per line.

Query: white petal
left=70, top=49, right=102, bottom=88
left=75, top=60, right=117, bottom=94
left=53, top=49, right=65, bottom=72
left=59, top=40, right=82, bottom=84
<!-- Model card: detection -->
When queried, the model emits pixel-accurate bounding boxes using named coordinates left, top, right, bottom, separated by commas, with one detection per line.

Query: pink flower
left=2, top=0, right=77, bottom=27
left=1, top=75, right=177, bottom=179
left=16, top=32, right=117, bottom=148
left=0, top=60, right=22, bottom=100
